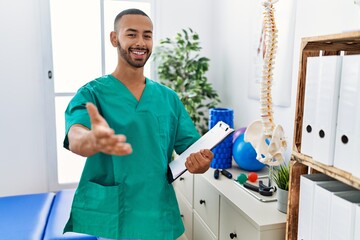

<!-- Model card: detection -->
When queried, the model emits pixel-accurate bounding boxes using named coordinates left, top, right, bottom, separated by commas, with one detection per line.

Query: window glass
left=55, top=96, right=85, bottom=184
left=51, top=0, right=102, bottom=93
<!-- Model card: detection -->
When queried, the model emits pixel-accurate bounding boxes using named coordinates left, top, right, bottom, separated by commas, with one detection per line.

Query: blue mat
left=43, top=189, right=96, bottom=240
left=0, top=192, right=55, bottom=240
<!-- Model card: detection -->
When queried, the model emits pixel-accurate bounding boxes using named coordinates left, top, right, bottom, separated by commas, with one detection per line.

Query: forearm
left=68, top=124, right=99, bottom=157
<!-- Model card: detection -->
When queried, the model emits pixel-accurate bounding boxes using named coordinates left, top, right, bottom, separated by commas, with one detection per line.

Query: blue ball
left=232, top=133, right=266, bottom=171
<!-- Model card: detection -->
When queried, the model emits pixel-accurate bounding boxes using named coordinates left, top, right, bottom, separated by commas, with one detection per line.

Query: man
left=63, top=8, right=213, bottom=240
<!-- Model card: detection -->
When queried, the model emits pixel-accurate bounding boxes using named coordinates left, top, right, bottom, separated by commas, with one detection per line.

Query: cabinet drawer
left=220, top=198, right=259, bottom=240
left=194, top=175, right=219, bottom=237
left=220, top=198, right=285, bottom=240
left=176, top=192, right=193, bottom=240
left=193, top=212, right=217, bottom=240
left=174, top=171, right=194, bottom=205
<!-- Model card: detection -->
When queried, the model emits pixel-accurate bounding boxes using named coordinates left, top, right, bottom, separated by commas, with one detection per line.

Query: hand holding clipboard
left=167, top=121, right=234, bottom=183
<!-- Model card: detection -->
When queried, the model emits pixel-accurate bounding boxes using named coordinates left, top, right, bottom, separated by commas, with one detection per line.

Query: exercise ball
left=232, top=133, right=266, bottom=171
left=232, top=127, right=247, bottom=143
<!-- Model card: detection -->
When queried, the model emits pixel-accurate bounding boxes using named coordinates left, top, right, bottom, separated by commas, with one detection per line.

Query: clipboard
left=167, top=121, right=234, bottom=183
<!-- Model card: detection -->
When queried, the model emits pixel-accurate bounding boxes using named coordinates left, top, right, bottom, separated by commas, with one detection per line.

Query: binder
left=167, top=121, right=234, bottom=183
left=301, top=56, right=321, bottom=157
left=297, top=174, right=335, bottom=240
left=329, top=191, right=360, bottom=240
left=311, top=181, right=356, bottom=240
left=313, top=55, right=343, bottom=166
left=354, top=204, right=360, bottom=240
left=334, top=54, right=360, bottom=178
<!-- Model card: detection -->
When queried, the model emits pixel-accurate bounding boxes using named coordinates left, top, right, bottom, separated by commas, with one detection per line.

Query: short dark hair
left=114, top=8, right=150, bottom=31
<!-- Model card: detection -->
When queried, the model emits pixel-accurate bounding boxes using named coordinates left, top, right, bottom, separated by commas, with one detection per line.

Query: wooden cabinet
left=174, top=171, right=194, bottom=240
left=286, top=31, right=360, bottom=240
left=176, top=192, right=193, bottom=240
left=193, top=212, right=217, bottom=240
left=193, top=175, right=220, bottom=237
left=220, top=197, right=259, bottom=240
left=174, top=170, right=194, bottom=205
left=174, top=165, right=286, bottom=240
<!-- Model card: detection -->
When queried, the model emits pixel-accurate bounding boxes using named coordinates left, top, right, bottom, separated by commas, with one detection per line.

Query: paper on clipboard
left=167, top=121, right=234, bottom=183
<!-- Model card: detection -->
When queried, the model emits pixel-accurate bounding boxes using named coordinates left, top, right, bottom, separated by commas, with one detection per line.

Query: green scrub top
left=63, top=75, right=200, bottom=240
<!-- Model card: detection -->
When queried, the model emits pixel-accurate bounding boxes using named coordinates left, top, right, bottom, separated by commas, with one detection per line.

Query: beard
left=117, top=41, right=151, bottom=68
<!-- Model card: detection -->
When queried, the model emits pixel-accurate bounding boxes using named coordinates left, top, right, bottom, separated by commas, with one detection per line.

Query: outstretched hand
left=185, top=149, right=213, bottom=174
left=86, top=102, right=132, bottom=156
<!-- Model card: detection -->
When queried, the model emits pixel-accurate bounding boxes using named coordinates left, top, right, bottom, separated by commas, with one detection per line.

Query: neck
left=112, top=65, right=145, bottom=87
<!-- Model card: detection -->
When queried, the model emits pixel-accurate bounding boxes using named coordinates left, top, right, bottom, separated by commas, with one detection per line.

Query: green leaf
left=153, top=27, right=221, bottom=135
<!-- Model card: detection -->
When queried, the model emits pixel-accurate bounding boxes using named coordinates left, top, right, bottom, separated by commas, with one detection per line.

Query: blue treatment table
left=43, top=189, right=96, bottom=240
left=0, top=189, right=97, bottom=240
left=0, top=192, right=55, bottom=239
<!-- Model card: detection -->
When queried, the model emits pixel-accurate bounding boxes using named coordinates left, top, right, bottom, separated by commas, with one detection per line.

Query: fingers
left=86, top=102, right=103, bottom=126
left=186, top=150, right=212, bottom=174
left=200, top=149, right=214, bottom=160
left=94, top=133, right=133, bottom=156
left=102, top=141, right=133, bottom=155
left=86, top=103, right=132, bottom=156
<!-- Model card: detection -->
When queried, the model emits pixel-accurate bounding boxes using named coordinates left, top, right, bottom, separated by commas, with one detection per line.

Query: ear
left=110, top=31, right=118, bottom=47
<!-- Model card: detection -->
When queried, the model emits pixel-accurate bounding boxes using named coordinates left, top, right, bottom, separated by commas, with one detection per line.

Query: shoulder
left=147, top=78, right=180, bottom=100
left=81, top=75, right=109, bottom=91
left=75, top=75, right=113, bottom=96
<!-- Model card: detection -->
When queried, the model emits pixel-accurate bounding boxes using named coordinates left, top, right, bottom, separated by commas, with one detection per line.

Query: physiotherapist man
left=63, top=8, right=213, bottom=240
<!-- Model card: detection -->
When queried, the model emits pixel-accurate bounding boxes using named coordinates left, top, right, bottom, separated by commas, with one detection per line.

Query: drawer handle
left=179, top=177, right=185, bottom=181
left=230, top=232, right=237, bottom=239
left=180, top=214, right=184, bottom=218
left=199, top=199, right=206, bottom=205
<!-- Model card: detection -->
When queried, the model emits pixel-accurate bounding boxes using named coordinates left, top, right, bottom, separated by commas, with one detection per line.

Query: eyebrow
left=125, top=28, right=153, bottom=34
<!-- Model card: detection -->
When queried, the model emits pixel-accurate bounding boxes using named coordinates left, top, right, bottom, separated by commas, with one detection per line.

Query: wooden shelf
left=292, top=151, right=360, bottom=190
left=286, top=31, right=360, bottom=240
left=293, top=31, right=360, bottom=152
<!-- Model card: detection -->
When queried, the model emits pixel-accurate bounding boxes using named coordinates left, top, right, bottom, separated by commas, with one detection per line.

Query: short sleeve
left=63, top=86, right=96, bottom=150
left=173, top=100, right=201, bottom=155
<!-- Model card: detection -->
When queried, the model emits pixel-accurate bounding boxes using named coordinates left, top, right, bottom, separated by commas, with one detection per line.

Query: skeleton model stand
left=244, top=0, right=287, bottom=166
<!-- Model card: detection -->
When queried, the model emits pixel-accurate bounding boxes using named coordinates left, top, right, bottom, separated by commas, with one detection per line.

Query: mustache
left=116, top=42, right=148, bottom=52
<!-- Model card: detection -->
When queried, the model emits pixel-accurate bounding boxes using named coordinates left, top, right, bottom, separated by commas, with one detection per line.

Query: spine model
left=261, top=0, right=278, bottom=136
left=244, top=0, right=287, bottom=166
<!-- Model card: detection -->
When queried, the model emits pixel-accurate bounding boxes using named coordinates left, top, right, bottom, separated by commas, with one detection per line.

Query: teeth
left=133, top=51, right=145, bottom=55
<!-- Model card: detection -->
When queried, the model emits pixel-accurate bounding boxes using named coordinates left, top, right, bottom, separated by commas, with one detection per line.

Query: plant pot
left=277, top=188, right=288, bottom=214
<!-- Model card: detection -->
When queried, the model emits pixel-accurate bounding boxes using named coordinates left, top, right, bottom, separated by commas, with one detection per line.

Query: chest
left=127, top=84, right=145, bottom=101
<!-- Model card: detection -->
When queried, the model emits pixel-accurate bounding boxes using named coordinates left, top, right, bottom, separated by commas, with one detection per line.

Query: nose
left=136, top=36, right=146, bottom=47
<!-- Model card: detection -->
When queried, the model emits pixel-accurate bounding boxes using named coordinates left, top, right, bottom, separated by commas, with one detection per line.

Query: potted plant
left=153, top=28, right=220, bottom=135
left=271, top=162, right=290, bottom=213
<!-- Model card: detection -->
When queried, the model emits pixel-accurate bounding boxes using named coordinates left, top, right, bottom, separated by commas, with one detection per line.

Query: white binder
left=297, top=174, right=335, bottom=240
left=313, top=55, right=343, bottom=166
left=354, top=204, right=360, bottom=240
left=329, top=191, right=360, bottom=240
left=334, top=54, right=360, bottom=178
left=311, top=181, right=356, bottom=240
left=301, top=56, right=321, bottom=157
left=167, top=121, right=234, bottom=183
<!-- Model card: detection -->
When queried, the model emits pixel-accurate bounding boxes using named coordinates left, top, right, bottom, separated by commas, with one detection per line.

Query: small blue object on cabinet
left=209, top=108, right=234, bottom=169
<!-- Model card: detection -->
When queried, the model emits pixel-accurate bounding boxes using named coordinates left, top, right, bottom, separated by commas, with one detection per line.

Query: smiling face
left=111, top=14, right=153, bottom=69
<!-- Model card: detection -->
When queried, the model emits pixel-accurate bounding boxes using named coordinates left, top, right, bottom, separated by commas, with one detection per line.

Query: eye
left=127, top=34, right=136, bottom=38
left=144, top=34, right=152, bottom=39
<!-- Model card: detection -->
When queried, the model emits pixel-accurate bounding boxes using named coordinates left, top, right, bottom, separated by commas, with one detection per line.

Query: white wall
left=155, top=0, right=360, bottom=162
left=154, top=0, right=217, bottom=83
left=0, top=0, right=50, bottom=196
left=0, top=0, right=359, bottom=196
